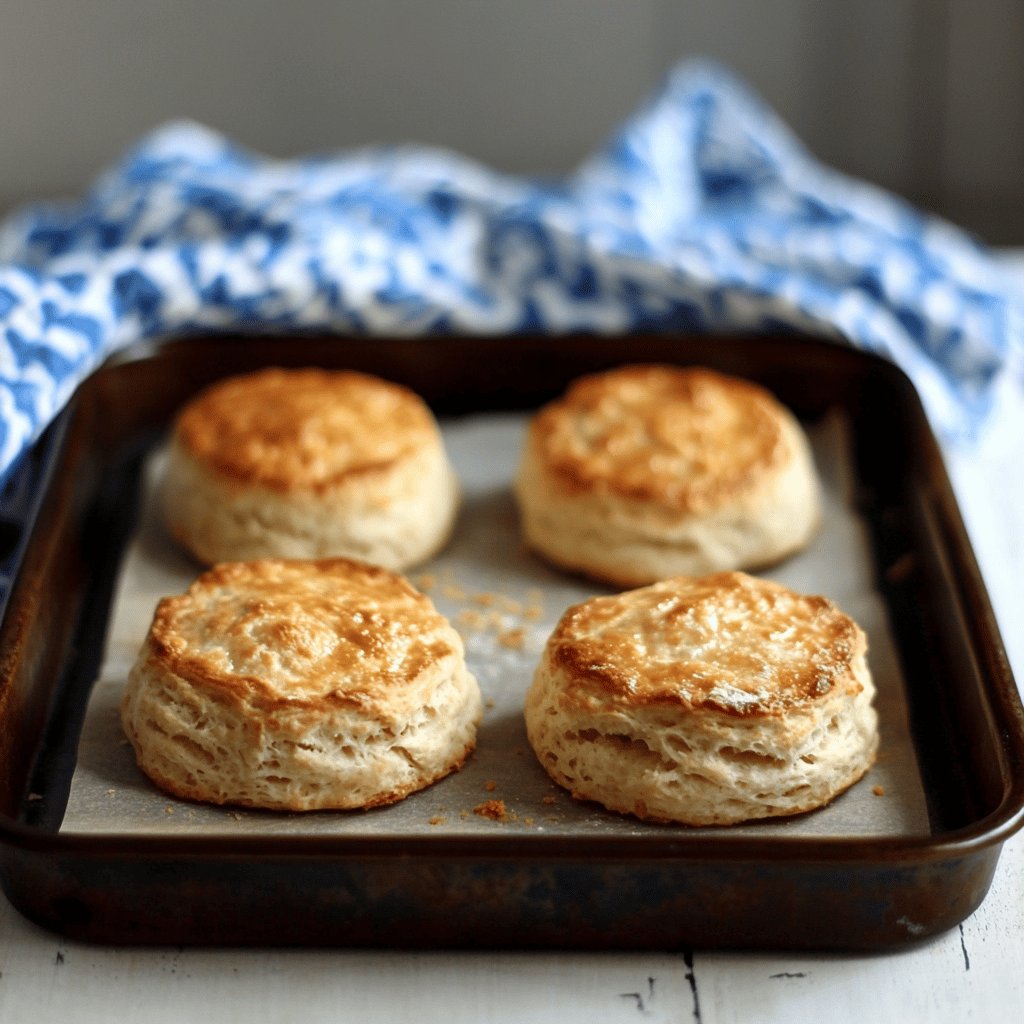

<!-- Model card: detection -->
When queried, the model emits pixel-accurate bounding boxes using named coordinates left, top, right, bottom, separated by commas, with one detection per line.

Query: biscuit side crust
left=516, top=411, right=819, bottom=586
left=122, top=648, right=481, bottom=811
left=121, top=559, right=483, bottom=810
left=524, top=572, right=879, bottom=825
left=164, top=435, right=459, bottom=569
left=515, top=365, right=820, bottom=585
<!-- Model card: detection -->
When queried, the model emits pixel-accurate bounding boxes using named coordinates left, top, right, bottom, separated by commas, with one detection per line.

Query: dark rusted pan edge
left=1, top=331, right=1022, bottom=950
left=0, top=825, right=1014, bottom=950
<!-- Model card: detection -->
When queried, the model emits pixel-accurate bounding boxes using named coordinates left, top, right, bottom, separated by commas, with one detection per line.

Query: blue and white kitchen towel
left=1, top=58, right=1022, bottom=488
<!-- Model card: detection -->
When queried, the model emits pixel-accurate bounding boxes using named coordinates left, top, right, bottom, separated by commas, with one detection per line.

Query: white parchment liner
left=61, top=410, right=929, bottom=838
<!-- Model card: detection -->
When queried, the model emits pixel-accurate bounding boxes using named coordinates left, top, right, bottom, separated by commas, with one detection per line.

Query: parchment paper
left=61, top=411, right=930, bottom=838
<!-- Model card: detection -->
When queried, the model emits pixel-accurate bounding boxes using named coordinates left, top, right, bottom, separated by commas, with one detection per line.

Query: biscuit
left=163, top=367, right=459, bottom=569
left=514, top=364, right=820, bottom=587
left=524, top=572, right=878, bottom=826
left=120, top=558, right=483, bottom=811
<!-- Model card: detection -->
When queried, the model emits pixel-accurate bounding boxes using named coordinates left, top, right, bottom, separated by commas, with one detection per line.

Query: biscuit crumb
left=473, top=592, right=497, bottom=607
left=164, top=805, right=175, bottom=815
left=484, top=780, right=497, bottom=792
left=456, top=609, right=486, bottom=631
left=523, top=604, right=544, bottom=621
left=429, top=815, right=447, bottom=825
left=414, top=573, right=436, bottom=593
left=872, top=785, right=885, bottom=797
left=497, top=627, right=526, bottom=650
left=474, top=799, right=509, bottom=821
left=485, top=697, right=496, bottom=709
left=542, top=794, right=558, bottom=805
left=524, top=817, right=535, bottom=825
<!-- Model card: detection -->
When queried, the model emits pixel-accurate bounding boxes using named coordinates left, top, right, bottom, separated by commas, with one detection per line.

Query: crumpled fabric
left=2, top=58, right=1021, bottom=488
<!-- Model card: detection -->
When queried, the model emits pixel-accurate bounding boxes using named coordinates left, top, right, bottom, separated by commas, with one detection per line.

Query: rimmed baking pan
left=1, top=331, right=1022, bottom=950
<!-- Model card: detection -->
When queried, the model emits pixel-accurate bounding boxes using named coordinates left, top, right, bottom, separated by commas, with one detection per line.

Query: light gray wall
left=1, top=0, right=1021, bottom=241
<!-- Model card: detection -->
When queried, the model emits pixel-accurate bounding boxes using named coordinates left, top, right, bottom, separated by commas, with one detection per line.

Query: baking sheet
left=61, top=410, right=930, bottom=839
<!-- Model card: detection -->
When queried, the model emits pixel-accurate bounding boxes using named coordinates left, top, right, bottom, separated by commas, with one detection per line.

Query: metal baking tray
left=1, top=332, right=1022, bottom=950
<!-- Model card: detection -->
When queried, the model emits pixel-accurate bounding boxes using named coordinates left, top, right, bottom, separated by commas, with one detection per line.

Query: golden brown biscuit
left=121, top=558, right=482, bottom=811
left=163, top=367, right=459, bottom=569
left=524, top=572, right=878, bottom=825
left=514, top=364, right=820, bottom=586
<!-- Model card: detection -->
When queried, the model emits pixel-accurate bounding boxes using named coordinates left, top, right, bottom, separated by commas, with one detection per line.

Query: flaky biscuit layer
left=163, top=367, right=459, bottom=569
left=515, top=365, right=820, bottom=585
left=121, top=559, right=482, bottom=811
left=525, top=572, right=878, bottom=825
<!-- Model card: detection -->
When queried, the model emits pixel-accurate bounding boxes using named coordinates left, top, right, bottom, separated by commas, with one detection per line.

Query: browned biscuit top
left=527, top=364, right=792, bottom=512
left=148, top=558, right=459, bottom=710
left=174, top=367, right=438, bottom=492
left=548, top=572, right=864, bottom=717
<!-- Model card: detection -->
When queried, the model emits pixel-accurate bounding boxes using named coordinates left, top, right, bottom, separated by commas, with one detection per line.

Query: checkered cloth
left=2, top=59, right=1021, bottom=487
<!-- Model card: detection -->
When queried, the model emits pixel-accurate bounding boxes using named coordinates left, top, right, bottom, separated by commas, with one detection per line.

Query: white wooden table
left=1, top=381, right=1022, bottom=1024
